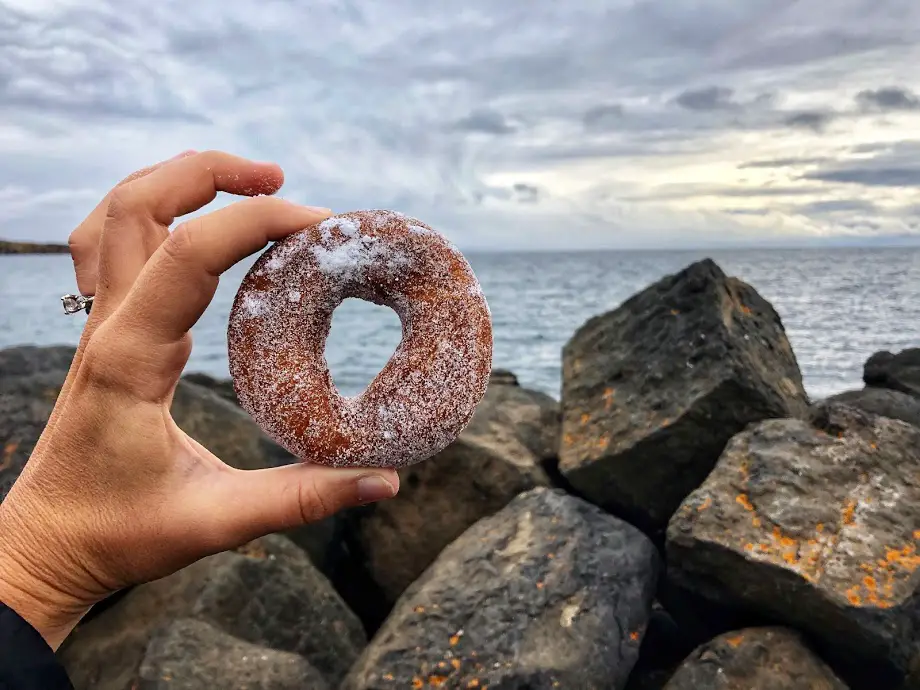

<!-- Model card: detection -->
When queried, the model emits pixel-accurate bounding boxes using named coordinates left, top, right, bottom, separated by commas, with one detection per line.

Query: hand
left=0, top=151, right=400, bottom=649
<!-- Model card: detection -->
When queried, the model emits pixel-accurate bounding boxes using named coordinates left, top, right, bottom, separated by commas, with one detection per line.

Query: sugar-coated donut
left=227, top=210, right=493, bottom=468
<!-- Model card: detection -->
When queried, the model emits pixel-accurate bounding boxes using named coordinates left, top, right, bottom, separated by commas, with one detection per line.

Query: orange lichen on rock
left=580, top=413, right=590, bottom=425
left=428, top=675, right=448, bottom=686
left=738, top=304, right=753, bottom=315
left=725, top=635, right=744, bottom=648
left=412, top=678, right=424, bottom=689
left=736, top=494, right=755, bottom=511
left=842, top=500, right=857, bottom=526
left=629, top=631, right=640, bottom=641
left=697, top=497, right=712, bottom=512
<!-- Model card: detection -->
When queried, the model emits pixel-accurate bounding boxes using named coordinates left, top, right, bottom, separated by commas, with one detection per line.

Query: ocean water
left=1, top=248, right=918, bottom=401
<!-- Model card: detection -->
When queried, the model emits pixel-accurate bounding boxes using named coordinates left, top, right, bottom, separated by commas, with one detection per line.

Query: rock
left=192, top=536, right=365, bottom=684
left=824, top=388, right=920, bottom=428
left=136, top=618, right=328, bottom=690
left=0, top=344, right=76, bottom=379
left=662, top=627, right=847, bottom=689
left=181, top=371, right=240, bottom=406
left=300, top=373, right=558, bottom=629
left=559, top=259, right=809, bottom=535
left=60, top=535, right=363, bottom=689
left=667, top=402, right=920, bottom=685
left=490, top=368, right=520, bottom=386
left=865, top=349, right=920, bottom=399
left=341, top=487, right=659, bottom=690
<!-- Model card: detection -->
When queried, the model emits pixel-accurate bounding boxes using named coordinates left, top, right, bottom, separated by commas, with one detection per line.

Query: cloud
left=674, top=86, right=737, bottom=111
left=738, top=156, right=832, bottom=169
left=783, top=111, right=837, bottom=132
left=0, top=0, right=919, bottom=250
left=855, top=86, right=920, bottom=111
left=453, top=109, right=517, bottom=135
left=803, top=167, right=920, bottom=187
left=582, top=103, right=624, bottom=130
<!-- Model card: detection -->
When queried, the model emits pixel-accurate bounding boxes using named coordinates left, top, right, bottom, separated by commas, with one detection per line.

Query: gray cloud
left=783, top=111, right=837, bottom=132
left=738, top=156, right=832, bottom=169
left=856, top=86, right=920, bottom=111
left=453, top=109, right=517, bottom=135
left=803, top=167, right=920, bottom=187
left=796, top=199, right=879, bottom=214
left=512, top=183, right=540, bottom=203
left=675, top=86, right=737, bottom=111
left=582, top=103, right=624, bottom=130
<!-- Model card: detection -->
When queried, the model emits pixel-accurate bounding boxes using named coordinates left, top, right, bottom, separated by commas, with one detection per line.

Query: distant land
left=0, top=239, right=70, bottom=255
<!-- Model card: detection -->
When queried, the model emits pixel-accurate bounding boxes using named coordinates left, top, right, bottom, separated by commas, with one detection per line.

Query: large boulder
left=662, top=627, right=847, bottom=689
left=60, top=535, right=364, bottom=689
left=559, top=259, right=809, bottom=535
left=301, top=371, right=557, bottom=629
left=864, top=349, right=920, bottom=399
left=824, top=388, right=920, bottom=428
left=667, top=403, right=920, bottom=686
left=342, top=487, right=659, bottom=690
left=136, top=618, right=328, bottom=690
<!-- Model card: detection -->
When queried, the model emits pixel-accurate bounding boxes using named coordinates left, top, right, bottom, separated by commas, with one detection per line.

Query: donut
left=227, top=209, right=493, bottom=468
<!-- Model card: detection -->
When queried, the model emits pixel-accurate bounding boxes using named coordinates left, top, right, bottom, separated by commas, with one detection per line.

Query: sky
left=1, top=0, right=920, bottom=251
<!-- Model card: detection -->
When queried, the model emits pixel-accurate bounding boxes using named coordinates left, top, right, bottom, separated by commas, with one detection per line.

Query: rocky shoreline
left=2, top=258, right=919, bottom=689
left=0, top=239, right=70, bottom=254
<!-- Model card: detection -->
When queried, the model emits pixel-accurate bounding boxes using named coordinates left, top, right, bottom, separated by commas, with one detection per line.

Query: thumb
left=199, top=464, right=399, bottom=550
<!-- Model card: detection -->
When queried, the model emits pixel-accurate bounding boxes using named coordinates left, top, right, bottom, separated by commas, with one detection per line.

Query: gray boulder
left=60, top=535, right=363, bottom=689
left=824, top=388, right=920, bottom=428
left=864, top=348, right=920, bottom=399
left=662, top=627, right=847, bottom=689
left=559, top=259, right=808, bottom=535
left=667, top=403, right=920, bottom=684
left=342, top=487, right=659, bottom=690
left=137, top=618, right=328, bottom=690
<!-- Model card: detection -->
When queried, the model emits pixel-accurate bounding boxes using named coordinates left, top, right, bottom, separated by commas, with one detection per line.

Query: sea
left=1, top=248, right=918, bottom=401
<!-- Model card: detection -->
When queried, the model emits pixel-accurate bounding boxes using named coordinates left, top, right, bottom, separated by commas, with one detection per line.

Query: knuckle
left=297, top=476, right=333, bottom=525
left=161, top=221, right=198, bottom=264
left=105, top=186, right=143, bottom=223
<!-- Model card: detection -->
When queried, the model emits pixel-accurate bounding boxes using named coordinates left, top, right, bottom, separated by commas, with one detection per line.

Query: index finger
left=116, top=196, right=332, bottom=344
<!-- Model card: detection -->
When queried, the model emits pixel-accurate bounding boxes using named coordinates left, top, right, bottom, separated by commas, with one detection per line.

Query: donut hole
left=325, top=297, right=403, bottom=397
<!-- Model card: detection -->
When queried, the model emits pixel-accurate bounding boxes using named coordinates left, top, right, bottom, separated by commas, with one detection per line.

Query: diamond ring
left=61, top=294, right=94, bottom=315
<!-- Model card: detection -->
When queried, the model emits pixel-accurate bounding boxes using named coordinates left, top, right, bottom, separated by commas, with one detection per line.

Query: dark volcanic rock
left=662, top=627, right=847, bottom=689
left=60, top=535, right=363, bottom=689
left=667, top=403, right=920, bottom=685
left=181, top=371, right=240, bottom=405
left=824, top=388, right=920, bottom=428
left=341, top=487, right=659, bottom=690
left=137, top=618, right=328, bottom=690
left=0, top=344, right=76, bottom=379
left=559, top=259, right=809, bottom=534
left=865, top=349, right=920, bottom=399
left=192, top=536, right=365, bottom=684
left=303, top=373, right=557, bottom=628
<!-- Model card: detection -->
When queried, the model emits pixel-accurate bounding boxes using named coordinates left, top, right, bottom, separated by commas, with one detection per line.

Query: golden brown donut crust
left=227, top=210, right=493, bottom=468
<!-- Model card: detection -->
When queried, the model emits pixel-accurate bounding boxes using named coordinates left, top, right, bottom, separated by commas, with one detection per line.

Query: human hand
left=0, top=151, right=400, bottom=649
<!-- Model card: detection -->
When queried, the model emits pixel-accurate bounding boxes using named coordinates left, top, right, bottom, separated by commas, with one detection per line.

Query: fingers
left=117, top=196, right=331, bottom=344
left=190, top=464, right=399, bottom=550
left=68, top=151, right=198, bottom=297
left=92, top=151, right=285, bottom=318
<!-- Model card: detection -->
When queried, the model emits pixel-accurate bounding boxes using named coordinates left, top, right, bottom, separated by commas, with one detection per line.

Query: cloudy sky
left=2, top=0, right=920, bottom=250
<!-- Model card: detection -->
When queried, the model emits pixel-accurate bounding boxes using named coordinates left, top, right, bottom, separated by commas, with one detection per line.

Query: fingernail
left=171, top=150, right=197, bottom=160
left=356, top=475, right=396, bottom=504
left=304, top=206, right=332, bottom=214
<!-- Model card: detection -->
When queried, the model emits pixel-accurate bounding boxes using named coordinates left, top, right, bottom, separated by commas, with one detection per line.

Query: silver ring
left=61, top=294, right=94, bottom=315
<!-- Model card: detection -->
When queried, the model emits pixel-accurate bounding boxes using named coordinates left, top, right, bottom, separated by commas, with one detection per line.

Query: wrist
left=0, top=505, right=90, bottom=650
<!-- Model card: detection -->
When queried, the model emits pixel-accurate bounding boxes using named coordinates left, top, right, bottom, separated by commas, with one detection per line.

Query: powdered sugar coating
left=227, top=209, right=494, bottom=468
